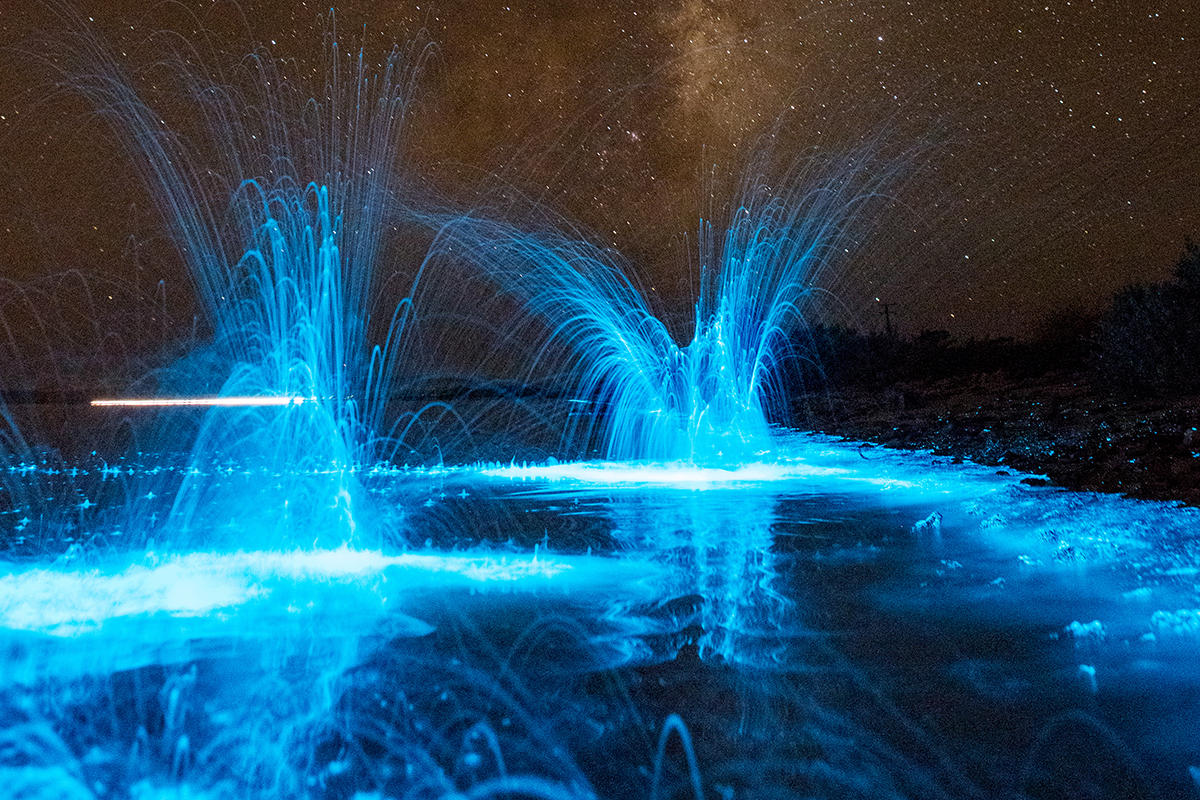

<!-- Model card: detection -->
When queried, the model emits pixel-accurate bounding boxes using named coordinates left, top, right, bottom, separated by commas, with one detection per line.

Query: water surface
left=2, top=434, right=1197, bottom=798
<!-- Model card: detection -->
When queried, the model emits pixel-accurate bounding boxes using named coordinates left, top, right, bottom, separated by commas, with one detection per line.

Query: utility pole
left=878, top=302, right=897, bottom=339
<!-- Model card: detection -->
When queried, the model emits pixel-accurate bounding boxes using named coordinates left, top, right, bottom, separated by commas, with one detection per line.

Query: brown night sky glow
left=1, top=0, right=1197, bottom=348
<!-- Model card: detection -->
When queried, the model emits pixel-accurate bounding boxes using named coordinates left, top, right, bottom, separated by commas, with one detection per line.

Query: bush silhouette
left=1092, top=239, right=1200, bottom=394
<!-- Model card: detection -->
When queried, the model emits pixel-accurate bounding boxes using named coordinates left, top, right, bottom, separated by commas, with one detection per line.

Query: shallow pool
left=2, top=433, right=1198, bottom=798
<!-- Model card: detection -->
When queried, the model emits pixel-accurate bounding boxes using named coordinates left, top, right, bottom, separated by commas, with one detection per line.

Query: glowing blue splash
left=51, top=23, right=434, bottom=546
left=417, top=154, right=885, bottom=463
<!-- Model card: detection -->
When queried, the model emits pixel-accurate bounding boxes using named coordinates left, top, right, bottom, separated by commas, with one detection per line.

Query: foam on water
left=0, top=547, right=659, bottom=637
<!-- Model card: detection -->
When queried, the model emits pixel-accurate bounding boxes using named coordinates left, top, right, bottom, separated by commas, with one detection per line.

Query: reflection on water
left=3, top=436, right=1200, bottom=797
left=597, top=488, right=787, bottom=666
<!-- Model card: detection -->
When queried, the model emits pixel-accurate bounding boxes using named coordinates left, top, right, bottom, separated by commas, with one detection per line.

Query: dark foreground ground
left=795, top=371, right=1200, bottom=507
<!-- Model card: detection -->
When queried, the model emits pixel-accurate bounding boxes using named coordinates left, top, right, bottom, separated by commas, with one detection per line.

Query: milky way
left=1, top=0, right=1197, bottom=341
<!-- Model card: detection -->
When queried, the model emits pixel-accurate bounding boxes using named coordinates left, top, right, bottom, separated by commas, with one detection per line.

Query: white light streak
left=90, top=396, right=311, bottom=408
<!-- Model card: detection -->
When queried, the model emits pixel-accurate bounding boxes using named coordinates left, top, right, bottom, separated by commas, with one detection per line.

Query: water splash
left=415, top=150, right=889, bottom=463
left=43, top=16, right=436, bottom=545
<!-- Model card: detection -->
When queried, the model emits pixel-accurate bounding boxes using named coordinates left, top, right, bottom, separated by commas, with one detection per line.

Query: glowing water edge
left=3, top=435, right=1200, bottom=798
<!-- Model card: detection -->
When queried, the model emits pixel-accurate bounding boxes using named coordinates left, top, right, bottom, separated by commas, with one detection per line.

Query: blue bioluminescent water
left=40, top=19, right=439, bottom=548
left=0, top=546, right=663, bottom=639
left=43, top=11, right=888, bottom=478
left=5, top=436, right=1200, bottom=797
left=3, top=13, right=1199, bottom=800
left=412, top=149, right=889, bottom=464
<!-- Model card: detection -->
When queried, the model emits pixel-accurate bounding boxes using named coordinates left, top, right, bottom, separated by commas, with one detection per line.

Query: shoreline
left=794, top=371, right=1200, bottom=507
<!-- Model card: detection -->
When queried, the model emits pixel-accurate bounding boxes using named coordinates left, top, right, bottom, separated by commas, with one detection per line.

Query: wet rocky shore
left=795, top=371, right=1200, bottom=507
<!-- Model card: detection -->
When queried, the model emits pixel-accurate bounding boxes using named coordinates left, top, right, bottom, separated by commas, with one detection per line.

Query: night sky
left=1, top=0, right=1197, bottom=346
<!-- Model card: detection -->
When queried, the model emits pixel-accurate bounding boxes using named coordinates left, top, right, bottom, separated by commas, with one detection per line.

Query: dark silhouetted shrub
left=1092, top=240, right=1200, bottom=394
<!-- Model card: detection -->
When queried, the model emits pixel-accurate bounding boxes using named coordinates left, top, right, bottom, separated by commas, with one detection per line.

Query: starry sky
left=1, top=0, right=1197, bottom=344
